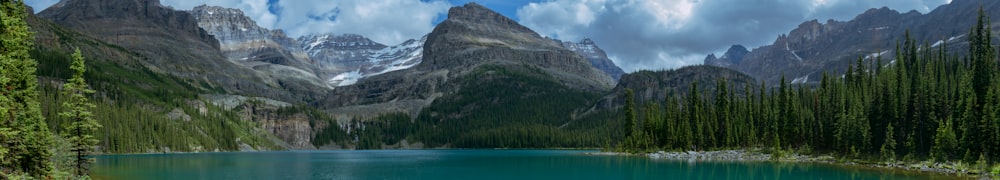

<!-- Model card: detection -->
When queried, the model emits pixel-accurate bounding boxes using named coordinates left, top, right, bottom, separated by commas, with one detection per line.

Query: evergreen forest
left=615, top=9, right=1000, bottom=167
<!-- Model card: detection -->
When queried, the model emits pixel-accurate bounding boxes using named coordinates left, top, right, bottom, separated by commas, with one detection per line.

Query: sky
left=27, top=0, right=952, bottom=72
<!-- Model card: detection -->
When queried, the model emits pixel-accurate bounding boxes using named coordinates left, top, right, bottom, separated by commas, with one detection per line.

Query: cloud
left=155, top=0, right=449, bottom=45
left=271, top=0, right=450, bottom=45
left=517, top=0, right=950, bottom=72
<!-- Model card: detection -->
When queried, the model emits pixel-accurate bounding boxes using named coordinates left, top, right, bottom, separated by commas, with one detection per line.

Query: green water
left=92, top=150, right=960, bottom=180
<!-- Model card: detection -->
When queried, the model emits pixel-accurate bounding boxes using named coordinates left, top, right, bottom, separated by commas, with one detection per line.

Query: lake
left=92, top=150, right=960, bottom=180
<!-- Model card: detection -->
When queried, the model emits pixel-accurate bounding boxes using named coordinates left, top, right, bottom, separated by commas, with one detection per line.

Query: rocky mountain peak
left=859, top=7, right=901, bottom=19
left=441, top=2, right=540, bottom=38
left=421, top=3, right=613, bottom=89
left=191, top=5, right=268, bottom=47
left=299, top=33, right=387, bottom=52
left=705, top=53, right=718, bottom=61
left=189, top=4, right=326, bottom=92
left=448, top=3, right=502, bottom=22
left=562, top=38, right=626, bottom=81
left=191, top=4, right=245, bottom=17
left=705, top=45, right=749, bottom=67
left=721, top=45, right=749, bottom=61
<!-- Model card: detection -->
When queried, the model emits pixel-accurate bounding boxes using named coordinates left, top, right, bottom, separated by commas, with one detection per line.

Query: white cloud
left=157, top=0, right=450, bottom=45
left=31, top=0, right=449, bottom=45
left=517, top=0, right=950, bottom=72
left=272, top=0, right=450, bottom=45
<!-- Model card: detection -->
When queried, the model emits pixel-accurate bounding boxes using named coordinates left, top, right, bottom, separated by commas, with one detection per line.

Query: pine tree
left=970, top=7, right=996, bottom=103
left=60, top=49, right=101, bottom=177
left=623, top=88, right=636, bottom=139
left=958, top=73, right=980, bottom=161
left=0, top=0, right=54, bottom=176
left=881, top=122, right=897, bottom=161
left=715, top=79, right=733, bottom=147
left=932, top=117, right=958, bottom=162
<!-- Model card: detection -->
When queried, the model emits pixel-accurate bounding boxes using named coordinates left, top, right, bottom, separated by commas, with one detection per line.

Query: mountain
left=37, top=0, right=320, bottom=102
left=299, top=34, right=386, bottom=73
left=189, top=5, right=328, bottom=90
left=592, top=65, right=757, bottom=110
left=321, top=2, right=614, bottom=120
left=704, top=45, right=749, bottom=67
left=27, top=1, right=294, bottom=152
left=190, top=5, right=424, bottom=88
left=560, top=38, right=626, bottom=81
left=299, top=34, right=425, bottom=86
left=707, top=0, right=1000, bottom=84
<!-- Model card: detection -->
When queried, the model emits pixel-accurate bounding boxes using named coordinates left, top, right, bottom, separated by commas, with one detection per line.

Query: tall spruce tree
left=0, top=0, right=53, bottom=176
left=623, top=88, right=636, bottom=138
left=60, top=49, right=101, bottom=177
left=881, top=122, right=897, bottom=161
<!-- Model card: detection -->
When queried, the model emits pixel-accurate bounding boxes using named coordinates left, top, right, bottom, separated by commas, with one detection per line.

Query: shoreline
left=587, top=149, right=995, bottom=178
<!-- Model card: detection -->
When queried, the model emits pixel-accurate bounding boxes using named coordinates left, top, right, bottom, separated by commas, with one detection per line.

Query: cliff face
left=190, top=5, right=329, bottom=93
left=561, top=38, right=626, bottom=81
left=235, top=103, right=317, bottom=150
left=190, top=5, right=316, bottom=73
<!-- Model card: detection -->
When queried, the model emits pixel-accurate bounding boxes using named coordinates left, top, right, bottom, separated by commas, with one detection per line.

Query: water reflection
left=93, top=150, right=964, bottom=180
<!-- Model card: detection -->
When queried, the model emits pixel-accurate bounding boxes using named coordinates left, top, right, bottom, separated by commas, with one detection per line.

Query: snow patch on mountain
left=300, top=34, right=427, bottom=87
left=329, top=70, right=362, bottom=87
left=791, top=75, right=809, bottom=84
left=786, top=42, right=803, bottom=62
left=865, top=50, right=889, bottom=59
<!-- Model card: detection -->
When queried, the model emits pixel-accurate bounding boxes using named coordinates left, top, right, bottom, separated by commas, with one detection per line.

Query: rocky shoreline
left=588, top=149, right=995, bottom=178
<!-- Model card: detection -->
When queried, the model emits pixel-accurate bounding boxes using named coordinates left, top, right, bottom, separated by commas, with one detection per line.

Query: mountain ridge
left=707, top=0, right=1000, bottom=84
left=36, top=0, right=322, bottom=102
left=320, top=2, right=614, bottom=120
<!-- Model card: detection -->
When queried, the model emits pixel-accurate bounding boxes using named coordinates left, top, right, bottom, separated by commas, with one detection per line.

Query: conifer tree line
left=617, top=9, right=1000, bottom=165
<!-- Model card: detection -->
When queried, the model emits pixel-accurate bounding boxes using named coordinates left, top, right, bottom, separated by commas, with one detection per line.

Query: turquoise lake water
left=92, top=150, right=961, bottom=180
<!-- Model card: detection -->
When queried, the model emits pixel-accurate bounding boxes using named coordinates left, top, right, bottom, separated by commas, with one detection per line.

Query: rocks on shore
left=646, top=150, right=771, bottom=161
left=591, top=150, right=990, bottom=178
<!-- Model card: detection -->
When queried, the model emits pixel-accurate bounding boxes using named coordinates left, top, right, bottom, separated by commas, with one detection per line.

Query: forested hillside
left=615, top=9, right=1000, bottom=167
left=24, top=3, right=283, bottom=153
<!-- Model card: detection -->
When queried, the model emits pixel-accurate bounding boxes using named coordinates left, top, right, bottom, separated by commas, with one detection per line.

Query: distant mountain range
left=190, top=5, right=624, bottom=88
left=24, top=0, right=999, bottom=150
left=28, top=0, right=626, bottom=150
left=705, top=0, right=1000, bottom=85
